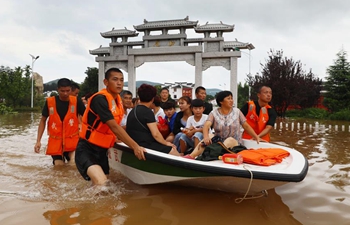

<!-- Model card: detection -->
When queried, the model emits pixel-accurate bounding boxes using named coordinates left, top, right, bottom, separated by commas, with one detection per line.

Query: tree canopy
left=80, top=67, right=99, bottom=97
left=0, top=65, right=32, bottom=108
left=323, top=50, right=350, bottom=112
left=246, top=50, right=322, bottom=117
left=237, top=82, right=249, bottom=108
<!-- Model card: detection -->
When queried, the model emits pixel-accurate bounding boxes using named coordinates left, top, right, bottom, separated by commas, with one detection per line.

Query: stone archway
left=90, top=16, right=254, bottom=104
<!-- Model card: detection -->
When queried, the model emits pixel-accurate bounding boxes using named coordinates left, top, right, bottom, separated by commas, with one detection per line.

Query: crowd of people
left=34, top=67, right=277, bottom=187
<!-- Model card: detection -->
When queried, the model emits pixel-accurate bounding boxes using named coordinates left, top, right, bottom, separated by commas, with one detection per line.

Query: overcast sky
left=1, top=0, right=349, bottom=89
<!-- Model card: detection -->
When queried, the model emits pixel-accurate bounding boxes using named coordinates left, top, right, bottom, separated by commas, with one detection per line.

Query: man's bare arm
left=105, top=119, right=146, bottom=160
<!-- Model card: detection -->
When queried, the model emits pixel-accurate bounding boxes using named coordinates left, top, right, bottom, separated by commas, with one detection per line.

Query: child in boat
left=172, top=96, right=192, bottom=150
left=179, top=99, right=208, bottom=154
left=163, top=101, right=178, bottom=143
left=151, top=95, right=165, bottom=122
left=152, top=95, right=168, bottom=139
left=183, top=91, right=260, bottom=159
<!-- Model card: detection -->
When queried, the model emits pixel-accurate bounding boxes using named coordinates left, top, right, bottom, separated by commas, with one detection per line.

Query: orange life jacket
left=79, top=88, right=123, bottom=148
left=238, top=148, right=290, bottom=166
left=242, top=101, right=271, bottom=142
left=46, top=96, right=79, bottom=155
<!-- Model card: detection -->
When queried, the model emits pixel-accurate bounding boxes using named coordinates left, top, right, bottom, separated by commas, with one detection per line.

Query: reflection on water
left=0, top=113, right=39, bottom=137
left=119, top=184, right=302, bottom=225
left=272, top=118, right=350, bottom=225
left=0, top=114, right=350, bottom=225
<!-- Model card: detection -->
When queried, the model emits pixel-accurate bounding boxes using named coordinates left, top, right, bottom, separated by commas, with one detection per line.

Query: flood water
left=1, top=113, right=350, bottom=225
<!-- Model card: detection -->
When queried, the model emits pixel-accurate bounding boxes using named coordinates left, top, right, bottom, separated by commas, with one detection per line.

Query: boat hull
left=108, top=140, right=308, bottom=194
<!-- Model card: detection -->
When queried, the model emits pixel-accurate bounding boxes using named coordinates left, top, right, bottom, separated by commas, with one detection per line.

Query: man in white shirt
left=120, top=90, right=133, bottom=129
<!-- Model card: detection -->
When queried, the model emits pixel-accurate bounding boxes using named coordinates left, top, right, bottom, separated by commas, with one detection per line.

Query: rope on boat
left=234, top=165, right=268, bottom=203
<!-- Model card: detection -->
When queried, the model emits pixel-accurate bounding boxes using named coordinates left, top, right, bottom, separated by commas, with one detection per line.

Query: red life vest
left=242, top=101, right=271, bottom=142
left=46, top=96, right=79, bottom=155
left=238, top=148, right=290, bottom=166
left=80, top=89, right=123, bottom=148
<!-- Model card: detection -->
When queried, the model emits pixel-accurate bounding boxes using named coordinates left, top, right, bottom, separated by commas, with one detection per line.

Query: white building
left=162, top=82, right=195, bottom=100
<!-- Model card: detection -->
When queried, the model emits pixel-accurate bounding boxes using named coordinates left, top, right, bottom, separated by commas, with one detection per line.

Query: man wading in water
left=34, top=78, right=86, bottom=165
left=75, top=68, right=146, bottom=186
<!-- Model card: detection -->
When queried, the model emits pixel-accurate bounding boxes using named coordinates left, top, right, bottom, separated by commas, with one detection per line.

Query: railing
left=274, top=122, right=350, bottom=132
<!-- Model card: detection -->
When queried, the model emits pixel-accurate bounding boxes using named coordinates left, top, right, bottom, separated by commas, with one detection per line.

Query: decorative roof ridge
left=194, top=22, right=234, bottom=32
left=134, top=16, right=198, bottom=30
left=224, top=40, right=255, bottom=50
left=143, top=16, right=190, bottom=24
left=224, top=40, right=249, bottom=45
left=90, top=45, right=110, bottom=51
left=100, top=27, right=138, bottom=37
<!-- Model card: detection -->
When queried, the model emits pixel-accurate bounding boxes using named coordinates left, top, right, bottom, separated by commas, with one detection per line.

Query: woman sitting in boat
left=150, top=95, right=165, bottom=122
left=183, top=91, right=260, bottom=159
left=172, top=96, right=192, bottom=151
left=126, top=84, right=181, bottom=156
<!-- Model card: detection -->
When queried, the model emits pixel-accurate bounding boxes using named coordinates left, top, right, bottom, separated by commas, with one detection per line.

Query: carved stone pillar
left=194, top=52, right=203, bottom=97
left=98, top=62, right=105, bottom=91
left=128, top=55, right=136, bottom=96
left=230, top=57, right=238, bottom=106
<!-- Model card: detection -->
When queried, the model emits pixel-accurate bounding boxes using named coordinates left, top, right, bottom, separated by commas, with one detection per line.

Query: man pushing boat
left=75, top=67, right=146, bottom=186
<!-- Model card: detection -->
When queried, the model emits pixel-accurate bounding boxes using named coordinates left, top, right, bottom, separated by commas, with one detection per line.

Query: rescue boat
left=108, top=140, right=308, bottom=195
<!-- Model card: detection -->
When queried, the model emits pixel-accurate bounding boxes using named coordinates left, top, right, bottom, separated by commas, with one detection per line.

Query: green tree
left=154, top=85, right=162, bottom=95
left=297, top=71, right=323, bottom=109
left=247, top=49, right=322, bottom=117
left=44, top=82, right=58, bottom=92
left=237, top=82, right=249, bottom=108
left=0, top=66, right=32, bottom=108
left=323, top=50, right=350, bottom=112
left=80, top=67, right=99, bottom=96
left=0, top=66, right=12, bottom=100
left=205, top=94, right=214, bottom=102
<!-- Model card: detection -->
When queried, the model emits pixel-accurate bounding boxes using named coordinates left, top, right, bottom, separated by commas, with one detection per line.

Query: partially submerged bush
left=0, top=103, right=14, bottom=114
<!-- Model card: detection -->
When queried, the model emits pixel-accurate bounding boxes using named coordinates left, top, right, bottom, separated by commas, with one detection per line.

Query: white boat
left=108, top=140, right=308, bottom=195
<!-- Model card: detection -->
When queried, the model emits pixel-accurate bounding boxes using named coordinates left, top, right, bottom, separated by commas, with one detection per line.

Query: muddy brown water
left=0, top=113, right=349, bottom=225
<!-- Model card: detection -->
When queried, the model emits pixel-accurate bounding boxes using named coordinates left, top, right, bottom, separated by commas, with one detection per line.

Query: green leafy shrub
left=0, top=103, right=14, bottom=114
left=286, top=108, right=329, bottom=119
left=329, top=109, right=350, bottom=121
left=302, top=108, right=329, bottom=119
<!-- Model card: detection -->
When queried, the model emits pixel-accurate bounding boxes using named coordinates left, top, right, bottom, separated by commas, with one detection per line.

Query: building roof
left=89, top=46, right=110, bottom=55
left=194, top=22, right=234, bottom=32
left=100, top=27, right=138, bottom=38
left=224, top=40, right=255, bottom=50
left=134, top=16, right=198, bottom=31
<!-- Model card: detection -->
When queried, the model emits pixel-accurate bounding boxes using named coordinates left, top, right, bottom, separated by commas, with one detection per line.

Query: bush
left=0, top=103, right=14, bottom=114
left=303, top=108, right=329, bottom=119
left=286, top=108, right=350, bottom=121
left=285, top=108, right=329, bottom=119
left=285, top=109, right=304, bottom=118
left=328, top=109, right=350, bottom=121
